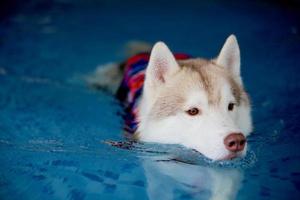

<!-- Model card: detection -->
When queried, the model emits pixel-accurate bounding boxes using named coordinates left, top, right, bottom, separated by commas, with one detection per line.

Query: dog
left=87, top=35, right=252, bottom=160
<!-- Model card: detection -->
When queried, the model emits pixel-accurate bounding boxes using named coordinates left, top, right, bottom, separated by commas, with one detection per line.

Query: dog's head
left=137, top=35, right=252, bottom=160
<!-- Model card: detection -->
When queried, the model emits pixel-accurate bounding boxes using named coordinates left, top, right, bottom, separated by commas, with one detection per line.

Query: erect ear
left=145, top=42, right=180, bottom=86
left=216, top=35, right=241, bottom=78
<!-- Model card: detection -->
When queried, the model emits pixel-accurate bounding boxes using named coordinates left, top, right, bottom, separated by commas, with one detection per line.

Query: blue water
left=0, top=0, right=300, bottom=199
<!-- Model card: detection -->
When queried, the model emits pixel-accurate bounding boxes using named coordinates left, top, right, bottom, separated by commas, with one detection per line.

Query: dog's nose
left=224, top=133, right=246, bottom=152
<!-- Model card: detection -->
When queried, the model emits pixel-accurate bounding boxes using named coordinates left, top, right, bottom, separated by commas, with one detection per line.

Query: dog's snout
left=224, top=133, right=246, bottom=152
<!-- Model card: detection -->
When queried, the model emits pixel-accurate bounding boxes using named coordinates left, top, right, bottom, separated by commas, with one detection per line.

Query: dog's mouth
left=221, top=152, right=243, bottom=160
left=223, top=153, right=238, bottom=160
left=192, top=149, right=243, bottom=161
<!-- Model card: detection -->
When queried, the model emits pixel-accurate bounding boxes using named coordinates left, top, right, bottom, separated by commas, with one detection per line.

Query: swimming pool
left=0, top=0, right=300, bottom=199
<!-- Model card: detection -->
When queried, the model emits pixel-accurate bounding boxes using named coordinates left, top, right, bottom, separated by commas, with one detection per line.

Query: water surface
left=0, top=0, right=300, bottom=199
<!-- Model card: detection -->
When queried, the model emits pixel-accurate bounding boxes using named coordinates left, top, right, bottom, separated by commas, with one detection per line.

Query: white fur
left=141, top=42, right=181, bottom=115
left=137, top=35, right=252, bottom=160
left=217, top=35, right=240, bottom=77
left=88, top=36, right=252, bottom=160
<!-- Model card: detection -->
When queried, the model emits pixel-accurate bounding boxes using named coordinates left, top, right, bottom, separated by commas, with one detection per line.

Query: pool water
left=0, top=0, right=300, bottom=199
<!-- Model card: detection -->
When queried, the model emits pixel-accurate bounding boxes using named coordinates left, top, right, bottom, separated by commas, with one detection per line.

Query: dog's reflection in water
left=106, top=141, right=243, bottom=200
left=142, top=156, right=243, bottom=200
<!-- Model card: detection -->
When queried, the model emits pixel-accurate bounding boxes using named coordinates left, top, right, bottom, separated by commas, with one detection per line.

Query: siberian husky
left=87, top=35, right=252, bottom=160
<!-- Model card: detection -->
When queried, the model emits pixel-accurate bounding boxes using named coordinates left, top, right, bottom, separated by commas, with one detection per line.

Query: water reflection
left=142, top=155, right=243, bottom=200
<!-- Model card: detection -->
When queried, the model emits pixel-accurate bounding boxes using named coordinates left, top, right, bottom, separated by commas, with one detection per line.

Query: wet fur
left=90, top=35, right=252, bottom=160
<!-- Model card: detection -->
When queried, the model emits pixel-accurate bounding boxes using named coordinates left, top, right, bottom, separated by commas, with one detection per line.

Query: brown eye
left=228, top=103, right=235, bottom=111
left=186, top=108, right=200, bottom=116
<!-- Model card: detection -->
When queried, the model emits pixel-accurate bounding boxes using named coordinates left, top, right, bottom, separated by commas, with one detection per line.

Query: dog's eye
left=186, top=108, right=200, bottom=116
left=228, top=103, right=235, bottom=111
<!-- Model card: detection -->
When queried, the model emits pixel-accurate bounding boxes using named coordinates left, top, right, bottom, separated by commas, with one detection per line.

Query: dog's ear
left=216, top=35, right=241, bottom=78
left=145, top=42, right=179, bottom=86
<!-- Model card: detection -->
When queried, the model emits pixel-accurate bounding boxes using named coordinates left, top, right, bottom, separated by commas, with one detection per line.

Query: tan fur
left=148, top=58, right=249, bottom=119
left=180, top=59, right=249, bottom=106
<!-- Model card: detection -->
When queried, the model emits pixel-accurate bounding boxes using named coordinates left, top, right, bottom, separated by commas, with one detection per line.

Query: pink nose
left=224, top=133, right=246, bottom=152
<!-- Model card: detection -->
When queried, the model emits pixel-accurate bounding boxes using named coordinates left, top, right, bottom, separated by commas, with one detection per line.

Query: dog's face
left=137, top=35, right=252, bottom=160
